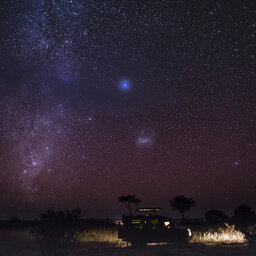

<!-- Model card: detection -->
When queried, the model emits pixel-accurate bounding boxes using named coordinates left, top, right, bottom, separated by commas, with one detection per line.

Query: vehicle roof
left=122, top=215, right=171, bottom=220
left=137, top=208, right=161, bottom=213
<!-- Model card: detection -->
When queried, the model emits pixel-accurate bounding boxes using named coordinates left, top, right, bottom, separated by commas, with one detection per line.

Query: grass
left=78, top=227, right=126, bottom=246
left=0, top=222, right=248, bottom=254
left=0, top=223, right=251, bottom=256
left=77, top=224, right=246, bottom=246
left=191, top=227, right=245, bottom=244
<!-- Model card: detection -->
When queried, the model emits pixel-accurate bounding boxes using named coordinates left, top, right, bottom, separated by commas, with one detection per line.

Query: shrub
left=31, top=208, right=82, bottom=256
left=205, top=210, right=229, bottom=223
left=234, top=205, right=255, bottom=223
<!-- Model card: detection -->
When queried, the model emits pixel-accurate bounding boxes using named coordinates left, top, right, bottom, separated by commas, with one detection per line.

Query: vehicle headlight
left=187, top=228, right=192, bottom=237
left=164, top=221, right=170, bottom=227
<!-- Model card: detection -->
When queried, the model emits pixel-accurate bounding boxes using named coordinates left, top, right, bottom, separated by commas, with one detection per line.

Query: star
left=47, top=169, right=53, bottom=173
left=32, top=160, right=38, bottom=167
left=119, top=79, right=131, bottom=92
left=233, top=161, right=240, bottom=167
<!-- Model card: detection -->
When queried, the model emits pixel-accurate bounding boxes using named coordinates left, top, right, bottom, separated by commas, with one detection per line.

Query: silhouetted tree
left=31, top=208, right=82, bottom=256
left=205, top=209, right=229, bottom=223
left=234, top=205, right=255, bottom=223
left=170, top=195, right=196, bottom=220
left=118, top=195, right=141, bottom=216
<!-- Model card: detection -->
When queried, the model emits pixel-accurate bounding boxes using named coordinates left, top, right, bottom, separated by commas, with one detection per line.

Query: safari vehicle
left=118, top=208, right=192, bottom=246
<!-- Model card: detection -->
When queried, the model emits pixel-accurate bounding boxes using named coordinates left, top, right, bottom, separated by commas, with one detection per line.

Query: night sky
left=0, top=0, right=256, bottom=219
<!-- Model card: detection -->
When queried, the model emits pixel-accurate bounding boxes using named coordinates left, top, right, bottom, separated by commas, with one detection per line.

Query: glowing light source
left=119, top=79, right=131, bottom=91
left=233, top=160, right=240, bottom=166
left=32, top=160, right=38, bottom=167
left=138, top=208, right=161, bottom=212
left=164, top=221, right=170, bottom=227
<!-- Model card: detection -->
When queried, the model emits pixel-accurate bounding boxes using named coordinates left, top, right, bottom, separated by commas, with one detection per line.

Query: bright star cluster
left=0, top=0, right=256, bottom=218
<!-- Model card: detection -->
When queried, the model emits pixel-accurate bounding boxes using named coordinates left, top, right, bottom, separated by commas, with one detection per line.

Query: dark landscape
left=0, top=202, right=256, bottom=255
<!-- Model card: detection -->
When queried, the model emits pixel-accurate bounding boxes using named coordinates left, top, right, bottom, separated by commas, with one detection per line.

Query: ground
left=80, top=245, right=256, bottom=256
left=0, top=227, right=255, bottom=256
left=1, top=243, right=256, bottom=256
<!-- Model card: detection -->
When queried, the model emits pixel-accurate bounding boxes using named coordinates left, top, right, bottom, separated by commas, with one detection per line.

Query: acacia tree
left=170, top=195, right=196, bottom=220
left=118, top=195, right=141, bottom=216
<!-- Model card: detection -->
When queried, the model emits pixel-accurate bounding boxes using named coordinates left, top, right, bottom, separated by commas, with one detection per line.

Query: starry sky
left=0, top=0, right=256, bottom=219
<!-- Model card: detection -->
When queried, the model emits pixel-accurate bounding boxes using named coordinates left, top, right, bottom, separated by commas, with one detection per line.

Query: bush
left=246, top=224, right=256, bottom=246
left=205, top=210, right=229, bottom=223
left=31, top=208, right=82, bottom=256
left=234, top=205, right=255, bottom=223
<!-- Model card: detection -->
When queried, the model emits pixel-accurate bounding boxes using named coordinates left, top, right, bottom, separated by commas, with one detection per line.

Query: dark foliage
left=118, top=195, right=141, bottom=216
left=31, top=208, right=82, bottom=256
left=232, top=205, right=256, bottom=241
left=205, top=209, right=229, bottom=223
left=170, top=195, right=196, bottom=220
left=234, top=205, right=256, bottom=223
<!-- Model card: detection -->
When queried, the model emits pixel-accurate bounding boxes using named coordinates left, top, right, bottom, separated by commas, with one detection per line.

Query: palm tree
left=118, top=195, right=141, bottom=216
left=170, top=195, right=196, bottom=220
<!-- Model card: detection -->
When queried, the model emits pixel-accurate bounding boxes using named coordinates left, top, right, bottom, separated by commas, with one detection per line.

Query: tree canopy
left=170, top=195, right=196, bottom=220
left=118, top=195, right=141, bottom=216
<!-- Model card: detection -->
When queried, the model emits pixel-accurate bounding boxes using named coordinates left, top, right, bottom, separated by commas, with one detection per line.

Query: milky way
left=0, top=0, right=256, bottom=219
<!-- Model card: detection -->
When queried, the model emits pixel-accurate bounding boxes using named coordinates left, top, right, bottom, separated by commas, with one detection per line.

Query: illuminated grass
left=78, top=225, right=246, bottom=246
left=78, top=228, right=126, bottom=246
left=191, top=227, right=246, bottom=244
